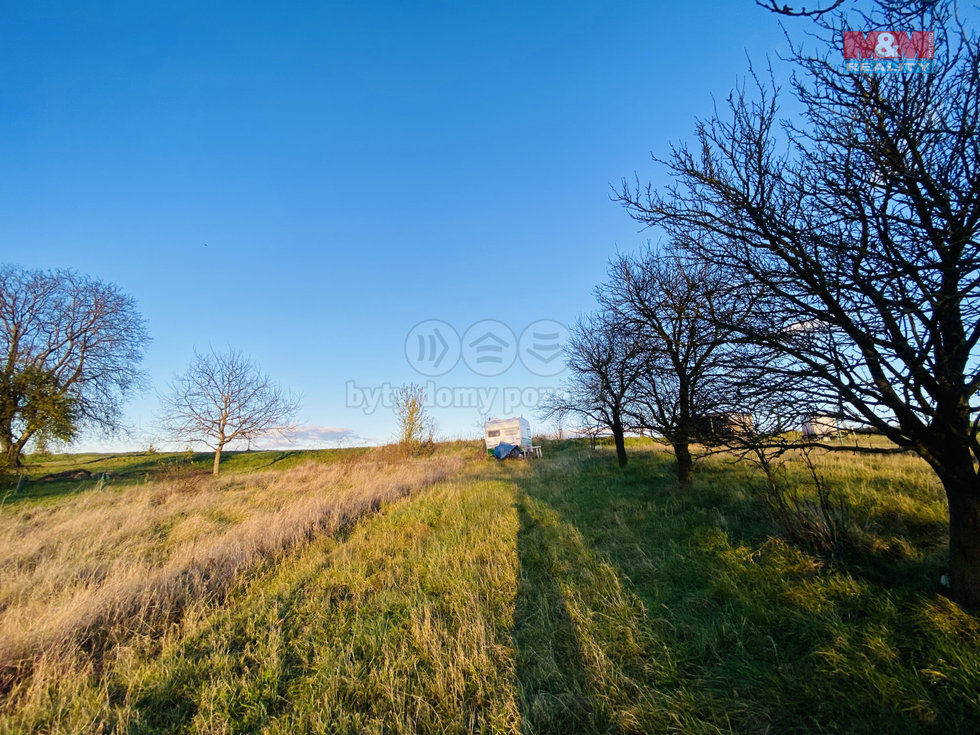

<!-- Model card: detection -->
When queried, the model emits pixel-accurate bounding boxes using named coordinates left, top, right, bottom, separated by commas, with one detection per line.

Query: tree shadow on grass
left=510, top=444, right=980, bottom=735
left=513, top=502, right=598, bottom=735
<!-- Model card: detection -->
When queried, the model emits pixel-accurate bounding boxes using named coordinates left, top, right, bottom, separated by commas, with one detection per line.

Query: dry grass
left=2, top=440, right=975, bottom=733
left=0, top=449, right=465, bottom=696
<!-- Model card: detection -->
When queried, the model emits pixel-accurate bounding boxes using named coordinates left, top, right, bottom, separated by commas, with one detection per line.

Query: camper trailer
left=484, top=417, right=532, bottom=457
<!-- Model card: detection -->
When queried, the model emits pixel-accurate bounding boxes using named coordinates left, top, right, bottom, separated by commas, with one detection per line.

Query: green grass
left=510, top=443, right=977, bottom=733
left=0, top=441, right=977, bottom=733
left=1, top=455, right=520, bottom=734
left=123, top=473, right=522, bottom=735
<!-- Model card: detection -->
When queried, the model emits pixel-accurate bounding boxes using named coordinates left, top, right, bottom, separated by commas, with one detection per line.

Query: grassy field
left=0, top=441, right=976, bottom=733
left=1, top=447, right=373, bottom=505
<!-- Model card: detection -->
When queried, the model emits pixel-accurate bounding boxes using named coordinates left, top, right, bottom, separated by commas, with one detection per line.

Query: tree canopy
left=0, top=266, right=149, bottom=466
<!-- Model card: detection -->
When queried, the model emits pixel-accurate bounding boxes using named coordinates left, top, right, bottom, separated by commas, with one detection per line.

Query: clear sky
left=0, top=1, right=855, bottom=449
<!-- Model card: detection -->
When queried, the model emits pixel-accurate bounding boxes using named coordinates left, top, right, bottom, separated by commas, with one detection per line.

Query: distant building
left=802, top=415, right=838, bottom=438
left=691, top=413, right=754, bottom=442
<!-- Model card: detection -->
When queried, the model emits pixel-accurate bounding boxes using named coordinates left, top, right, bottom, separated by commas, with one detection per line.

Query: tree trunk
left=212, top=444, right=223, bottom=476
left=612, top=419, right=628, bottom=467
left=674, top=442, right=693, bottom=485
left=1, top=437, right=23, bottom=468
left=675, top=379, right=693, bottom=485
left=922, top=429, right=980, bottom=608
left=943, top=477, right=980, bottom=609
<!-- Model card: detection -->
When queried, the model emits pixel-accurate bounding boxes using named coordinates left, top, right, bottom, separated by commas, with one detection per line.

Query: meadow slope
left=0, top=442, right=977, bottom=734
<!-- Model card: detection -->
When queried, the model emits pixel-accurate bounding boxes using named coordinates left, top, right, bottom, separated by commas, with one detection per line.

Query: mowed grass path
left=2, top=443, right=978, bottom=733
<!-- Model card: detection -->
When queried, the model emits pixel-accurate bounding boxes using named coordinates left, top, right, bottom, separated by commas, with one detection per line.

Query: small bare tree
left=393, top=383, right=435, bottom=453
left=540, top=310, right=646, bottom=467
left=159, top=349, right=298, bottom=475
left=599, top=249, right=753, bottom=483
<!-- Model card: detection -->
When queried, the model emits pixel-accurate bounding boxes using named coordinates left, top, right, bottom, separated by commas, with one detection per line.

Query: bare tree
left=754, top=0, right=845, bottom=19
left=160, top=349, right=298, bottom=475
left=540, top=311, right=646, bottom=467
left=618, top=1, right=980, bottom=604
left=393, top=383, right=435, bottom=453
left=0, top=266, right=149, bottom=467
left=600, top=249, right=753, bottom=483
left=758, top=0, right=935, bottom=22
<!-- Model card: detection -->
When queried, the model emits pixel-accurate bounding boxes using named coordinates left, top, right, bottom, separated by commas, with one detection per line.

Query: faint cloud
left=255, top=424, right=361, bottom=449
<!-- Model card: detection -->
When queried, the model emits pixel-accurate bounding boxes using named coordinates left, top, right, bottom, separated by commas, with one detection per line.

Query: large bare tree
left=160, top=349, right=298, bottom=475
left=0, top=266, right=149, bottom=466
left=618, top=2, right=980, bottom=604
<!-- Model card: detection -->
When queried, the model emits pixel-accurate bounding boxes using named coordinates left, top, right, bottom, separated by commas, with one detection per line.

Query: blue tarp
left=492, top=443, right=521, bottom=460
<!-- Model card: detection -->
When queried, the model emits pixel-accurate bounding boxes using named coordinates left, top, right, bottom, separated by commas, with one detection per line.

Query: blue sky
left=1, top=1, right=844, bottom=448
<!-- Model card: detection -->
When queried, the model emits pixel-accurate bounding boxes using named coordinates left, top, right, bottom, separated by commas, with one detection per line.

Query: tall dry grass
left=0, top=450, right=464, bottom=695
